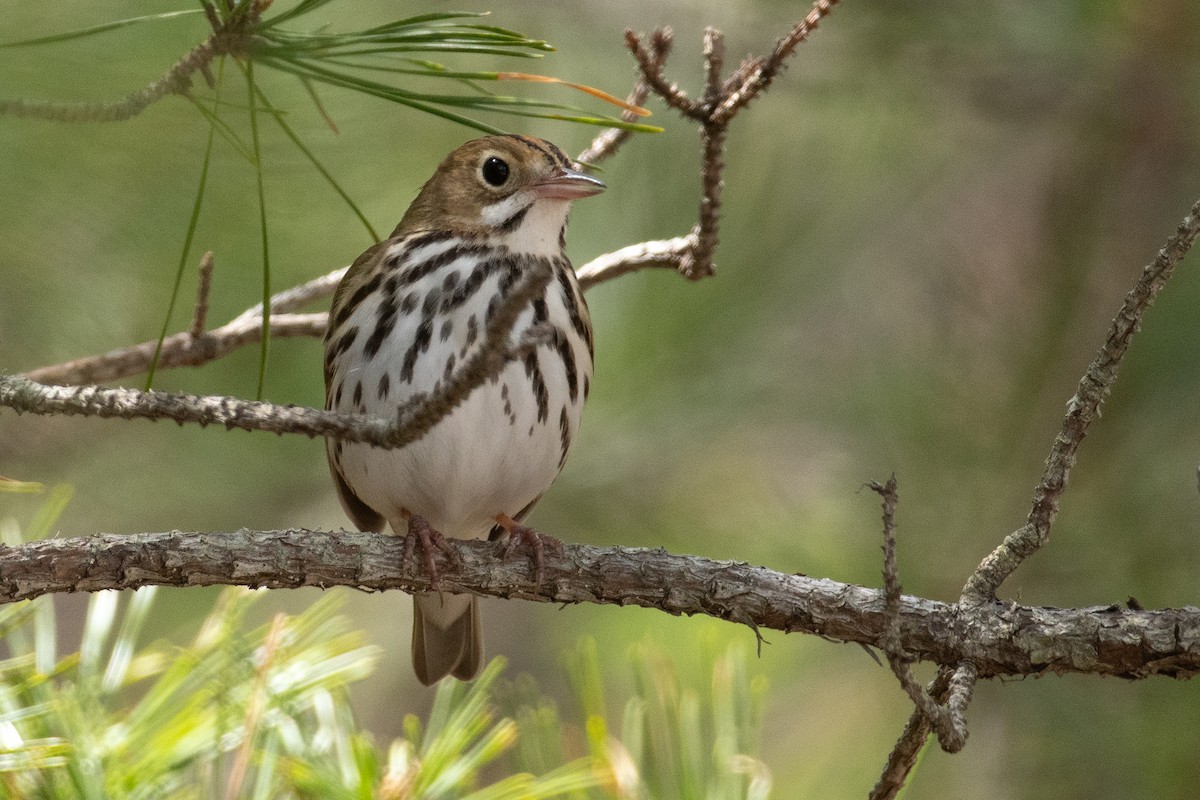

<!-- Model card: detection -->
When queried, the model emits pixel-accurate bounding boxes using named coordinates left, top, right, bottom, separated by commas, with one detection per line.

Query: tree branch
left=868, top=197, right=1200, bottom=798
left=624, top=1, right=841, bottom=280
left=0, top=37, right=220, bottom=122
left=0, top=3, right=272, bottom=124
left=712, top=0, right=839, bottom=124
left=189, top=251, right=216, bottom=338
left=576, top=235, right=697, bottom=291
left=574, top=34, right=663, bottom=166
left=961, top=197, right=1200, bottom=603
left=0, top=529, right=1197, bottom=680
left=3, top=260, right=555, bottom=447
left=870, top=668, right=954, bottom=800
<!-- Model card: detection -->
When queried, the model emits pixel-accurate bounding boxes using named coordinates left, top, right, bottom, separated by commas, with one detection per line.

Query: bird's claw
left=498, top=521, right=563, bottom=590
left=402, top=514, right=459, bottom=592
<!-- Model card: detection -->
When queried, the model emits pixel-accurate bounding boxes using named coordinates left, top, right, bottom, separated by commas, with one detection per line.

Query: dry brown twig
left=574, top=32, right=665, bottom=166
left=624, top=0, right=839, bottom=278
left=2, top=261, right=556, bottom=449
left=189, top=251, right=216, bottom=339
left=870, top=477, right=971, bottom=756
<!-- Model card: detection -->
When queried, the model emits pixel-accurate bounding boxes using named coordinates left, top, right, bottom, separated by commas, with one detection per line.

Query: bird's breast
left=324, top=233, right=592, bottom=536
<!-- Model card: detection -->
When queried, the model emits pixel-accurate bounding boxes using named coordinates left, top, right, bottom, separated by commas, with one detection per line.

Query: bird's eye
left=481, top=156, right=509, bottom=187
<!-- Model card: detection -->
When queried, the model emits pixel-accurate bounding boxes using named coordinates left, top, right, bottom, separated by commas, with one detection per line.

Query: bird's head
left=394, top=135, right=606, bottom=254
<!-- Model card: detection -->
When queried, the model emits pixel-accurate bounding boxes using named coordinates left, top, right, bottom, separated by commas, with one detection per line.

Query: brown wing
left=329, top=460, right=385, bottom=533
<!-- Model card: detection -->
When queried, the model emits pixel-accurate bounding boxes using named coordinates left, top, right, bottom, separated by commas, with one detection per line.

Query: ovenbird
left=324, top=135, right=604, bottom=684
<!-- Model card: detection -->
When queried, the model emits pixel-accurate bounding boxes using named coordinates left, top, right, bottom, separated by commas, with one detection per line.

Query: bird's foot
left=495, top=513, right=563, bottom=590
left=402, top=514, right=459, bottom=592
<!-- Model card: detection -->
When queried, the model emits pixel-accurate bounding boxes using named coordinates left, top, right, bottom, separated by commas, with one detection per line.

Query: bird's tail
left=411, top=593, right=483, bottom=685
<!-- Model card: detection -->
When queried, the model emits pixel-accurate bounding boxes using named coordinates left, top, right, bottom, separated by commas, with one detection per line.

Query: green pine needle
left=245, top=59, right=272, bottom=400
left=0, top=9, right=202, bottom=48
left=254, top=84, right=380, bottom=243
left=145, top=58, right=225, bottom=391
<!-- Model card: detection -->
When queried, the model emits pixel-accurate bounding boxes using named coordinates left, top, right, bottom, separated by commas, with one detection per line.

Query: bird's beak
left=533, top=168, right=606, bottom=200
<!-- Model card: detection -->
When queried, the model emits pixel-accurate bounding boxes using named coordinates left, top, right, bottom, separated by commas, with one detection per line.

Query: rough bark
left=2, top=529, right=1196, bottom=680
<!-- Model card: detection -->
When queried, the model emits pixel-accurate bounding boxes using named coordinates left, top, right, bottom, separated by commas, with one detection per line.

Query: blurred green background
left=3, top=0, right=1200, bottom=797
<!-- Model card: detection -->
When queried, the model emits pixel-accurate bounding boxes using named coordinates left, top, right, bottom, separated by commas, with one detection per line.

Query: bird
left=323, top=135, right=604, bottom=684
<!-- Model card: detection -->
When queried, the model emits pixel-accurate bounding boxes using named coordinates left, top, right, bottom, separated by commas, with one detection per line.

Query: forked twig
left=624, top=0, right=841, bottom=279
left=871, top=197, right=1200, bottom=799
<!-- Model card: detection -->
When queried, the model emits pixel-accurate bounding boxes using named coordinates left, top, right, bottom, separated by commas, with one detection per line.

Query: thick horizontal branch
left=3, top=529, right=1198, bottom=681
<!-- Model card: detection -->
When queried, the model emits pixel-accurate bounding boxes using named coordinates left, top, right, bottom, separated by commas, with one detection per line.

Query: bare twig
left=869, top=661, right=976, bottom=800
left=713, top=0, right=840, bottom=124
left=624, top=28, right=697, bottom=117
left=623, top=2, right=840, bottom=280
left=231, top=267, right=348, bottom=324
left=0, top=38, right=220, bottom=122
left=0, top=4, right=269, bottom=124
left=870, top=668, right=953, bottom=800
left=189, top=251, right=215, bottom=339
left=691, top=28, right=727, bottom=279
left=575, top=33, right=665, bottom=166
left=871, top=477, right=973, bottom=756
left=869, top=197, right=1200, bottom=797
left=961, top=198, right=1200, bottom=603
left=3, top=260, right=555, bottom=448
left=21, top=313, right=327, bottom=387
left=576, top=235, right=698, bottom=291
left=701, top=28, right=725, bottom=108
left=682, top=116, right=724, bottom=279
